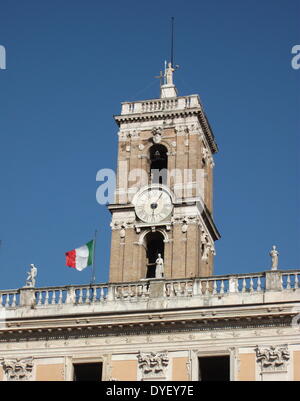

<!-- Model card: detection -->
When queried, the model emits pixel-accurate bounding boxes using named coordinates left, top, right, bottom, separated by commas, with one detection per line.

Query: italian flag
left=65, top=240, right=94, bottom=271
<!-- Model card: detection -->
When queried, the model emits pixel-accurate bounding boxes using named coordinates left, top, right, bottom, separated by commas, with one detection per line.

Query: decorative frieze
left=0, top=358, right=33, bottom=381
left=137, top=351, right=169, bottom=379
left=255, top=345, right=290, bottom=372
left=118, top=130, right=140, bottom=142
left=110, top=220, right=135, bottom=231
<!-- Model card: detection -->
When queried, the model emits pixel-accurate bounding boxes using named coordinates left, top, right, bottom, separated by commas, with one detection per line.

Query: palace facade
left=0, top=64, right=299, bottom=381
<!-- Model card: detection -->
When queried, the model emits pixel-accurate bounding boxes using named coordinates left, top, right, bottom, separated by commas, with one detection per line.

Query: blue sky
left=0, top=0, right=299, bottom=289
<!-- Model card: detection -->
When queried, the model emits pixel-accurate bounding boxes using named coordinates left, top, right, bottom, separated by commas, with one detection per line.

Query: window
left=73, top=363, right=102, bottom=381
left=198, top=356, right=230, bottom=381
left=145, top=231, right=164, bottom=278
left=149, top=144, right=168, bottom=184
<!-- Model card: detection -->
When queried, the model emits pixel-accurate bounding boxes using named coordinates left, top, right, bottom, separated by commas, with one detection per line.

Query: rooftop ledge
left=0, top=270, right=299, bottom=321
left=118, top=95, right=202, bottom=116
left=114, top=94, right=218, bottom=154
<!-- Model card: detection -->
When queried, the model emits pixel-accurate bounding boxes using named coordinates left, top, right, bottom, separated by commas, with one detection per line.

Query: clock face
left=135, top=188, right=173, bottom=223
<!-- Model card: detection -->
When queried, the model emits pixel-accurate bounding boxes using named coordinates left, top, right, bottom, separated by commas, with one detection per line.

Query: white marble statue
left=25, top=264, right=37, bottom=287
left=155, top=254, right=164, bottom=279
left=165, top=62, right=175, bottom=86
left=270, top=245, right=279, bottom=270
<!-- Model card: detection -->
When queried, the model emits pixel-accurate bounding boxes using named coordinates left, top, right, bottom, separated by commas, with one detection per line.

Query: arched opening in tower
left=145, top=231, right=165, bottom=278
left=149, top=144, right=168, bottom=185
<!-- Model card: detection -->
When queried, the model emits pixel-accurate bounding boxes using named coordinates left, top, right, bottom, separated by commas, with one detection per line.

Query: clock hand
left=156, top=192, right=163, bottom=203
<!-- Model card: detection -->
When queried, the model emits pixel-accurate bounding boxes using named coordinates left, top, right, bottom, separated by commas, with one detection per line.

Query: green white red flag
left=65, top=240, right=94, bottom=271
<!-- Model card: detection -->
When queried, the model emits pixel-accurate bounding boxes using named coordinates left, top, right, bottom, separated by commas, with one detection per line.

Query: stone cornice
left=0, top=302, right=298, bottom=342
left=114, top=107, right=218, bottom=154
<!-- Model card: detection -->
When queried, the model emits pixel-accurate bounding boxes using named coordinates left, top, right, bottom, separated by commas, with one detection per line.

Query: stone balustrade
left=120, top=95, right=201, bottom=115
left=0, top=270, right=299, bottom=311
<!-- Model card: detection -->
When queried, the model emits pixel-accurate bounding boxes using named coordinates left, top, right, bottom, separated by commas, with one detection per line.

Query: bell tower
left=108, top=63, right=220, bottom=282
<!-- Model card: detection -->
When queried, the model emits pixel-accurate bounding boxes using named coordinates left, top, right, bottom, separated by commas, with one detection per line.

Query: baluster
left=213, top=280, right=217, bottom=295
left=78, top=288, right=83, bottom=304
left=5, top=295, right=9, bottom=308
left=0, top=294, right=3, bottom=307
left=90, top=286, right=95, bottom=302
left=295, top=274, right=299, bottom=288
left=242, top=278, right=246, bottom=293
left=197, top=280, right=202, bottom=296
left=192, top=280, right=198, bottom=296
left=138, top=285, right=143, bottom=297
left=39, top=291, right=43, bottom=305
left=170, top=283, right=175, bottom=297
left=180, top=282, right=184, bottom=296
left=86, top=287, right=90, bottom=303
left=58, top=290, right=63, bottom=305
left=11, top=293, right=17, bottom=307
left=249, top=278, right=254, bottom=292
left=286, top=275, right=291, bottom=290
left=99, top=286, right=104, bottom=301
left=84, top=288, right=89, bottom=303
left=84, top=287, right=89, bottom=303
left=181, top=283, right=185, bottom=296
left=45, top=290, right=49, bottom=305
left=205, top=281, right=209, bottom=296
left=115, top=287, right=121, bottom=299
left=140, top=284, right=145, bottom=297
left=220, top=280, right=225, bottom=294
left=257, top=277, right=262, bottom=292
left=51, top=290, right=56, bottom=305
left=92, top=286, right=97, bottom=302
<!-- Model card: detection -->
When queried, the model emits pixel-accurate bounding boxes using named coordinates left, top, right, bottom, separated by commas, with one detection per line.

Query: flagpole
left=90, top=229, right=97, bottom=285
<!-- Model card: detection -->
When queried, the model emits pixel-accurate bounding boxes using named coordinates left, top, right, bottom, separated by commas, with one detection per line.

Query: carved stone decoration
left=181, top=218, right=188, bottom=233
left=24, top=264, right=37, bottom=288
left=202, top=146, right=209, bottom=164
left=255, top=345, right=290, bottom=372
left=137, top=351, right=169, bottom=379
left=201, top=229, right=210, bottom=260
left=201, top=145, right=214, bottom=168
left=1, top=358, right=33, bottom=381
left=269, top=245, right=279, bottom=270
left=152, top=127, right=162, bottom=144
left=119, top=224, right=126, bottom=239
left=111, top=220, right=135, bottom=232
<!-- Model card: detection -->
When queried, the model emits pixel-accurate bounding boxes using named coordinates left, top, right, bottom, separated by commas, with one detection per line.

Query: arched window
left=145, top=231, right=165, bottom=278
left=149, top=144, right=168, bottom=185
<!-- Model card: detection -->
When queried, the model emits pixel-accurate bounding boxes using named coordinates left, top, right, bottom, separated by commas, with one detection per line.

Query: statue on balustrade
left=25, top=264, right=37, bottom=287
left=270, top=245, right=279, bottom=270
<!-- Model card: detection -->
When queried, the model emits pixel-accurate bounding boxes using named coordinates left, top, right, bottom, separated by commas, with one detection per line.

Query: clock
left=134, top=187, right=173, bottom=223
